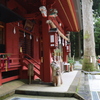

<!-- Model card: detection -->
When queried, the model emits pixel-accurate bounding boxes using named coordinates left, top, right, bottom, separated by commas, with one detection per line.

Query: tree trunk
left=82, top=0, right=96, bottom=71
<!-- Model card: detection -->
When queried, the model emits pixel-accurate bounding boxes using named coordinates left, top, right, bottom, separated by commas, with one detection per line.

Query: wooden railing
left=0, top=53, right=21, bottom=85
left=19, top=53, right=41, bottom=79
left=0, top=53, right=41, bottom=85
left=20, top=53, right=40, bottom=65
left=0, top=53, right=21, bottom=71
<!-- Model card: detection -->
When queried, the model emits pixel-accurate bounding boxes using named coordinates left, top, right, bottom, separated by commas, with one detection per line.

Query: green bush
left=79, top=59, right=83, bottom=64
left=68, top=59, right=75, bottom=65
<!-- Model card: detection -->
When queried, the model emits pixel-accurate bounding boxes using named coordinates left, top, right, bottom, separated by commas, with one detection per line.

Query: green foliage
left=70, top=31, right=83, bottom=58
left=94, top=18, right=100, bottom=55
left=54, top=48, right=60, bottom=52
left=93, top=1, right=100, bottom=55
left=68, top=58, right=75, bottom=65
left=79, top=59, right=83, bottom=64
left=93, top=0, right=100, bottom=16
left=0, top=94, right=11, bottom=100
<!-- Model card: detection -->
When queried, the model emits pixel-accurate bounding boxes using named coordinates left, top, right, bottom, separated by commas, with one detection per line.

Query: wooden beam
left=23, top=12, right=41, bottom=19
left=46, top=20, right=69, bottom=41
left=67, top=0, right=79, bottom=31
left=40, top=0, right=46, bottom=5
left=2, top=75, right=19, bottom=83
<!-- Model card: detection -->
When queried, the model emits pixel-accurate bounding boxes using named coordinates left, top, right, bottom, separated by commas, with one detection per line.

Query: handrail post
left=19, top=53, right=26, bottom=79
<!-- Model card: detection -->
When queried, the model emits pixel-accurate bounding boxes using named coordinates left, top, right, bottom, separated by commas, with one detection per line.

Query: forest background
left=70, top=0, right=100, bottom=58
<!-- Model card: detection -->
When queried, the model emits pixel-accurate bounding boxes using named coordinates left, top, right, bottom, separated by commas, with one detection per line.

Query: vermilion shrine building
left=0, top=0, right=82, bottom=85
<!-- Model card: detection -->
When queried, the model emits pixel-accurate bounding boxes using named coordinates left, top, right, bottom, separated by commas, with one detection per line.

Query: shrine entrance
left=19, top=30, right=33, bottom=57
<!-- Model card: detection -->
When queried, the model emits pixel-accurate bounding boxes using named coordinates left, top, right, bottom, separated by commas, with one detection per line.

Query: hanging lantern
left=49, top=28, right=58, bottom=48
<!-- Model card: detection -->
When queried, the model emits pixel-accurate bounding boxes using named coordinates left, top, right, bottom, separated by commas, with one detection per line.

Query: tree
left=93, top=0, right=100, bottom=55
left=70, top=31, right=83, bottom=59
left=82, top=0, right=96, bottom=71
left=94, top=18, right=100, bottom=55
left=92, top=0, right=100, bottom=56
left=93, top=0, right=100, bottom=16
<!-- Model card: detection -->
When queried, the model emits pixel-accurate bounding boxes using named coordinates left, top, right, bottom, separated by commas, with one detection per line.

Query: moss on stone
left=84, top=31, right=90, bottom=39
left=0, top=89, right=15, bottom=100
left=82, top=58, right=96, bottom=71
left=0, top=94, right=11, bottom=100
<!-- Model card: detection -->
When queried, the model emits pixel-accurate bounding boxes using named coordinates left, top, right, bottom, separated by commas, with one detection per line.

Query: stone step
left=4, top=94, right=78, bottom=100
left=15, top=89, right=84, bottom=100
left=82, top=70, right=100, bottom=75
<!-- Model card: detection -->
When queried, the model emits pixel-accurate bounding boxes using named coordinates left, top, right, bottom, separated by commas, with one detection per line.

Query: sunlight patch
left=89, top=80, right=100, bottom=91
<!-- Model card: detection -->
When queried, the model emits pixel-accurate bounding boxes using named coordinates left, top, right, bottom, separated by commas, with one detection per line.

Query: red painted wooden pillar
left=42, top=17, right=52, bottom=82
left=19, top=53, right=23, bottom=79
left=63, top=46, right=67, bottom=62
left=66, top=53, right=68, bottom=62
left=63, top=46, right=69, bottom=71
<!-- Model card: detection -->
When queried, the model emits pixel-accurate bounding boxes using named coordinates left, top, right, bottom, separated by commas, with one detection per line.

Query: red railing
left=0, top=53, right=21, bottom=85
left=0, top=53, right=21, bottom=71
left=0, top=53, right=41, bottom=85
left=20, top=53, right=39, bottom=63
left=19, top=53, right=41, bottom=79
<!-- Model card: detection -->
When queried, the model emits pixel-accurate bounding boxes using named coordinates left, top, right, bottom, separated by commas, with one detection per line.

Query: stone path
left=74, top=61, right=92, bottom=100
left=74, top=61, right=100, bottom=100
left=2, top=60, right=97, bottom=100
left=74, top=61, right=82, bottom=70
left=5, top=94, right=78, bottom=100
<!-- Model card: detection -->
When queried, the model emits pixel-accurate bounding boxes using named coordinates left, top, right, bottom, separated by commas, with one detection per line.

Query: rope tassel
left=7, top=57, right=10, bottom=68
left=5, top=59, right=8, bottom=71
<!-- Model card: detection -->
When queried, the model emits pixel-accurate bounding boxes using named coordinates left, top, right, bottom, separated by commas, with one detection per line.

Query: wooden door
left=19, top=30, right=33, bottom=57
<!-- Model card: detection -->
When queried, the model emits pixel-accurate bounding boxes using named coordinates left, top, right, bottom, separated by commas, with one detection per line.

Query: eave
left=0, top=4, right=25, bottom=23
left=51, top=0, right=82, bottom=32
